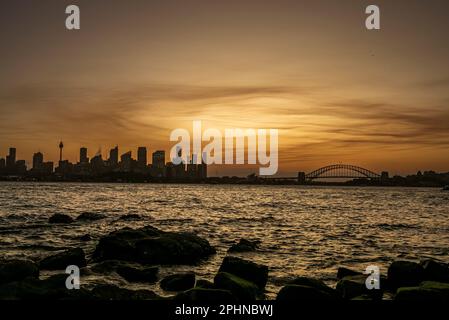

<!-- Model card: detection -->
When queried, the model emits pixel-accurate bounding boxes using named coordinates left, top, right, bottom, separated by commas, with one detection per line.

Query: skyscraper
left=109, top=146, right=118, bottom=166
left=6, top=147, right=16, bottom=168
left=59, top=141, right=64, bottom=162
left=120, top=151, right=132, bottom=172
left=0, top=158, right=5, bottom=169
left=137, top=147, right=147, bottom=167
left=152, top=151, right=165, bottom=169
left=80, top=147, right=88, bottom=163
left=33, top=152, right=44, bottom=170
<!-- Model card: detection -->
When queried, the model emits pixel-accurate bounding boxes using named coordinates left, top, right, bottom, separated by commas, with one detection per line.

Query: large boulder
left=93, top=226, right=216, bottom=265
left=195, top=279, right=215, bottom=289
left=218, top=256, right=268, bottom=290
left=160, top=273, right=195, bottom=291
left=116, top=265, right=158, bottom=284
left=336, top=274, right=383, bottom=300
left=388, top=260, right=424, bottom=289
left=90, top=284, right=161, bottom=300
left=287, top=276, right=338, bottom=298
left=421, top=259, right=449, bottom=283
left=175, top=288, right=236, bottom=302
left=214, top=272, right=259, bottom=300
left=49, top=214, right=74, bottom=224
left=228, top=239, right=259, bottom=253
left=39, top=248, right=87, bottom=270
left=276, top=284, right=337, bottom=301
left=0, top=259, right=39, bottom=285
left=395, top=282, right=449, bottom=301
left=337, top=267, right=362, bottom=279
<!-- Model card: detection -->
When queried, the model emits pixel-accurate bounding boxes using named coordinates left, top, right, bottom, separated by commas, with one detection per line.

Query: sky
left=1, top=0, right=449, bottom=176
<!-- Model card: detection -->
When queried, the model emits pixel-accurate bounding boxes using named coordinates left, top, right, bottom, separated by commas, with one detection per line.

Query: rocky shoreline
left=1, top=216, right=449, bottom=301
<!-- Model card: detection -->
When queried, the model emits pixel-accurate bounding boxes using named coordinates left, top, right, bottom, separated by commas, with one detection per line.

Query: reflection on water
left=1, top=182, right=448, bottom=298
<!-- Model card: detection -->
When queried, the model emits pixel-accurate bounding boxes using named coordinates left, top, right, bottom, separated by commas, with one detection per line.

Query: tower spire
left=59, top=141, right=64, bottom=162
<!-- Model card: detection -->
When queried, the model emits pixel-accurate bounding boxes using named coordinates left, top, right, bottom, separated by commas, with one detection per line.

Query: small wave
left=375, top=223, right=420, bottom=231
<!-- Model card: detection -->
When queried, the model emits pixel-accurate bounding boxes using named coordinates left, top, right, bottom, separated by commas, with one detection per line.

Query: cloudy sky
left=1, top=0, right=449, bottom=176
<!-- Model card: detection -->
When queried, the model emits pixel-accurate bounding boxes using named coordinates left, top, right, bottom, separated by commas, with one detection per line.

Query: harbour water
left=1, top=182, right=448, bottom=298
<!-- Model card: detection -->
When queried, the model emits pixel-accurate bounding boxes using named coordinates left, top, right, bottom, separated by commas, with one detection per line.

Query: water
left=1, top=182, right=448, bottom=298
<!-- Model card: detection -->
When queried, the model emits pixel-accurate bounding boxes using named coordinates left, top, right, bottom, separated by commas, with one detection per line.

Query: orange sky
left=1, top=0, right=449, bottom=176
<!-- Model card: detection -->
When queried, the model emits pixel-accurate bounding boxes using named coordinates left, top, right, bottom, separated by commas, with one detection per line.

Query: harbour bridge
left=264, top=164, right=383, bottom=182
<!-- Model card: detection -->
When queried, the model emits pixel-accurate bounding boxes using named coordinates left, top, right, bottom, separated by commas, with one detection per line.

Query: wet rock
left=175, top=288, right=235, bottom=302
left=388, top=260, right=424, bottom=289
left=76, top=212, right=106, bottom=221
left=395, top=282, right=449, bottom=301
left=93, top=226, right=216, bottom=265
left=160, top=273, right=195, bottom=291
left=90, top=284, right=161, bottom=300
left=421, top=259, right=449, bottom=283
left=116, top=265, right=158, bottom=283
left=118, top=214, right=142, bottom=221
left=336, top=274, right=382, bottom=300
left=218, top=256, right=268, bottom=290
left=276, top=284, right=338, bottom=301
left=0, top=259, right=39, bottom=285
left=195, top=279, right=215, bottom=289
left=49, top=214, right=74, bottom=224
left=337, top=267, right=362, bottom=279
left=228, top=239, right=259, bottom=253
left=39, top=248, right=87, bottom=270
left=287, top=276, right=338, bottom=298
left=214, top=272, right=259, bottom=300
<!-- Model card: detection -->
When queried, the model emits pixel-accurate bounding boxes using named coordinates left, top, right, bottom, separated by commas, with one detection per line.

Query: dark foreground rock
left=276, top=284, right=337, bottom=301
left=160, top=273, right=195, bottom=291
left=39, top=248, right=87, bottom=270
left=0, top=259, right=39, bottom=285
left=195, top=279, right=215, bottom=289
left=214, top=272, right=260, bottom=300
left=90, top=284, right=161, bottom=300
left=175, top=288, right=236, bottom=302
left=76, top=212, right=106, bottom=221
left=336, top=274, right=383, bottom=300
left=395, top=281, right=449, bottom=301
left=287, top=276, right=338, bottom=298
left=388, top=260, right=424, bottom=289
left=337, top=267, right=362, bottom=279
left=228, top=239, right=259, bottom=253
left=421, top=259, right=449, bottom=283
left=116, top=265, right=158, bottom=284
left=93, top=226, right=216, bottom=265
left=218, top=256, right=268, bottom=290
left=118, top=214, right=143, bottom=221
left=49, top=214, right=74, bottom=224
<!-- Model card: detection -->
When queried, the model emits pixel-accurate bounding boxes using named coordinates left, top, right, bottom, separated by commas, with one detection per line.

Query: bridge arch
left=305, top=164, right=380, bottom=180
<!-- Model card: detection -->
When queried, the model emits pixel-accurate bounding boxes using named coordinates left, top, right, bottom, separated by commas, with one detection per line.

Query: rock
left=195, top=279, right=215, bottom=289
left=0, top=259, right=39, bottom=285
left=388, top=260, right=424, bottom=289
left=93, top=226, right=216, bottom=265
left=421, top=259, right=449, bottom=283
left=78, top=234, right=92, bottom=241
left=90, top=284, right=161, bottom=300
left=175, top=288, right=236, bottom=302
left=214, top=272, right=259, bottom=300
left=395, top=282, right=449, bottom=301
left=76, top=212, right=106, bottom=221
left=228, top=239, right=259, bottom=253
left=276, top=284, right=337, bottom=301
left=160, top=273, right=195, bottom=291
left=116, top=265, right=158, bottom=283
left=337, top=267, right=362, bottom=279
left=287, top=276, right=338, bottom=298
left=49, top=214, right=74, bottom=224
left=336, top=274, right=382, bottom=300
left=39, top=248, right=87, bottom=270
left=118, top=214, right=142, bottom=221
left=218, top=256, right=268, bottom=290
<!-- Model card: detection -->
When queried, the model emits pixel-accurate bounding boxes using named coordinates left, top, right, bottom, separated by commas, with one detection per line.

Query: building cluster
left=0, top=143, right=207, bottom=180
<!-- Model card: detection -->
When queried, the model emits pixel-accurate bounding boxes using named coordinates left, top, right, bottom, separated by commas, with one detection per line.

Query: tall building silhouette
left=121, top=151, right=132, bottom=172
left=33, top=152, right=43, bottom=170
left=80, top=147, right=88, bottom=163
left=137, top=147, right=147, bottom=167
left=109, top=146, right=118, bottom=166
left=0, top=158, right=5, bottom=169
left=152, top=150, right=165, bottom=169
left=6, top=147, right=16, bottom=168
